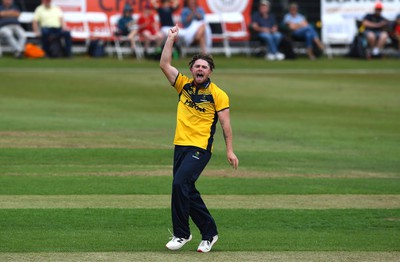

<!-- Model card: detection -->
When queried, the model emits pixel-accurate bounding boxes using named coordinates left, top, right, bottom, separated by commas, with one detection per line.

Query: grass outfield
left=0, top=56, right=399, bottom=261
left=1, top=209, right=399, bottom=251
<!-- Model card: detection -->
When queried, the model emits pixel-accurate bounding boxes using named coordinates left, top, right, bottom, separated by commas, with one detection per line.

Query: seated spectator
left=395, top=14, right=400, bottom=57
left=32, top=0, right=72, bottom=57
left=181, top=0, right=211, bottom=54
left=0, top=0, right=26, bottom=58
left=151, top=0, right=179, bottom=37
left=283, top=2, right=324, bottom=60
left=117, top=4, right=138, bottom=55
left=362, top=1, right=389, bottom=58
left=137, top=3, right=164, bottom=57
left=251, top=0, right=284, bottom=61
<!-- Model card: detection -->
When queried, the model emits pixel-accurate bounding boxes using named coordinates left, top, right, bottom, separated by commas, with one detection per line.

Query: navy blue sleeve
left=271, top=15, right=277, bottom=26
left=363, top=14, right=372, bottom=21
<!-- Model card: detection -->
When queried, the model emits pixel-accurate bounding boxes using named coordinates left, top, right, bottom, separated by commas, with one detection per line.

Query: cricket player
left=160, top=25, right=239, bottom=253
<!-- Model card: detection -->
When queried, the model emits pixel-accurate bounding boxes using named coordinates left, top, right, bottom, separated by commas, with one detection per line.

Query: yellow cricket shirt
left=173, top=73, right=229, bottom=151
left=34, top=4, right=63, bottom=28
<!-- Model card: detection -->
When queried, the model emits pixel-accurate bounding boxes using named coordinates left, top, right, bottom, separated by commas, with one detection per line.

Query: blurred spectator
left=117, top=3, right=138, bottom=55
left=181, top=0, right=211, bottom=54
left=362, top=1, right=389, bottom=58
left=151, top=0, right=179, bottom=36
left=251, top=0, right=284, bottom=61
left=137, top=3, right=164, bottom=57
left=283, top=2, right=324, bottom=60
left=0, top=0, right=26, bottom=58
left=151, top=0, right=182, bottom=57
left=32, top=0, right=72, bottom=57
left=395, top=14, right=400, bottom=57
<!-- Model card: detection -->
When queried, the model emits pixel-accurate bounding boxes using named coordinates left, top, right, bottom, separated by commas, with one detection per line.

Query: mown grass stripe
left=0, top=195, right=399, bottom=209
left=1, top=175, right=400, bottom=195
left=1, top=251, right=400, bottom=262
left=1, top=209, right=399, bottom=252
left=2, top=148, right=399, bottom=175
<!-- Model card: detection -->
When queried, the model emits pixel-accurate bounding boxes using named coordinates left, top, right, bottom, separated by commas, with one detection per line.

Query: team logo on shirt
left=184, top=99, right=206, bottom=112
left=200, top=95, right=208, bottom=102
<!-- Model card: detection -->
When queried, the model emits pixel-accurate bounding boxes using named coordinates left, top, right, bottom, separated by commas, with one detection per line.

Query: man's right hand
left=168, top=24, right=179, bottom=39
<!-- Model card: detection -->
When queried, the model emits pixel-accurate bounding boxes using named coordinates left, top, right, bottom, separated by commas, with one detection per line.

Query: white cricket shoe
left=275, top=52, right=285, bottom=61
left=265, top=53, right=275, bottom=61
left=165, top=234, right=192, bottom=250
left=197, top=235, right=218, bottom=253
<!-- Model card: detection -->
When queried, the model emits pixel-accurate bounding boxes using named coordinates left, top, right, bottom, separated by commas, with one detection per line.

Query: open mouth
left=195, top=73, right=205, bottom=82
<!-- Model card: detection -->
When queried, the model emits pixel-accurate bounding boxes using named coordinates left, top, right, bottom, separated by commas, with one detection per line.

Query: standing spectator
left=283, top=2, right=324, bottom=60
left=151, top=0, right=179, bottom=37
left=181, top=0, right=211, bottom=54
left=137, top=3, right=164, bottom=57
left=251, top=0, right=284, bottom=61
left=32, top=0, right=72, bottom=57
left=362, top=1, right=389, bottom=58
left=117, top=3, right=138, bottom=55
left=394, top=14, right=400, bottom=57
left=0, top=0, right=26, bottom=58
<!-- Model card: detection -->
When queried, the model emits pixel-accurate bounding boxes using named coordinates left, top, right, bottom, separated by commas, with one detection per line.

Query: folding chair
left=322, top=14, right=357, bottom=58
left=18, top=12, right=37, bottom=38
left=109, top=13, right=143, bottom=60
left=205, top=13, right=231, bottom=57
left=63, top=12, right=90, bottom=45
left=220, top=12, right=250, bottom=57
left=85, top=12, right=113, bottom=56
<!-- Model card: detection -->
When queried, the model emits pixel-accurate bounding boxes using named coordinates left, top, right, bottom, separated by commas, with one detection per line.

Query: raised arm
left=217, top=108, right=239, bottom=169
left=160, top=25, right=179, bottom=85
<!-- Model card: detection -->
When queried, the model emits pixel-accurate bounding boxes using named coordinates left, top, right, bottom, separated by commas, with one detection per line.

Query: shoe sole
left=197, top=235, right=218, bottom=253
left=165, top=235, right=192, bottom=251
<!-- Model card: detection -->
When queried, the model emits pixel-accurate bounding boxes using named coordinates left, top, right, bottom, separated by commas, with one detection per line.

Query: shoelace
left=167, top=228, right=184, bottom=242
left=167, top=228, right=175, bottom=241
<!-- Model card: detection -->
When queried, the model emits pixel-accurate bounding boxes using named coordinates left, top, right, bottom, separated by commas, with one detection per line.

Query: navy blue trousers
left=41, top=27, right=72, bottom=57
left=171, top=145, right=218, bottom=240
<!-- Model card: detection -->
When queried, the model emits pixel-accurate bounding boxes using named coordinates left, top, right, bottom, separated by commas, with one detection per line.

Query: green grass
left=0, top=56, right=399, bottom=257
left=1, top=148, right=399, bottom=175
left=1, top=175, right=399, bottom=195
left=1, top=209, right=399, bottom=252
left=1, top=58, right=399, bottom=176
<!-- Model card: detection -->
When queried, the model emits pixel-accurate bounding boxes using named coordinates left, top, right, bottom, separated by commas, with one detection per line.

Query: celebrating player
left=160, top=25, right=239, bottom=253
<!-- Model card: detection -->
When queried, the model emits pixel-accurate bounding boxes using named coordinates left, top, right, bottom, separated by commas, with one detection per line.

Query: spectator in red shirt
left=137, top=3, right=164, bottom=56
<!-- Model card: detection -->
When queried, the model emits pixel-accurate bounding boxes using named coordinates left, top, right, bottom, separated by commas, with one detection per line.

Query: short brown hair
left=188, top=53, right=215, bottom=71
